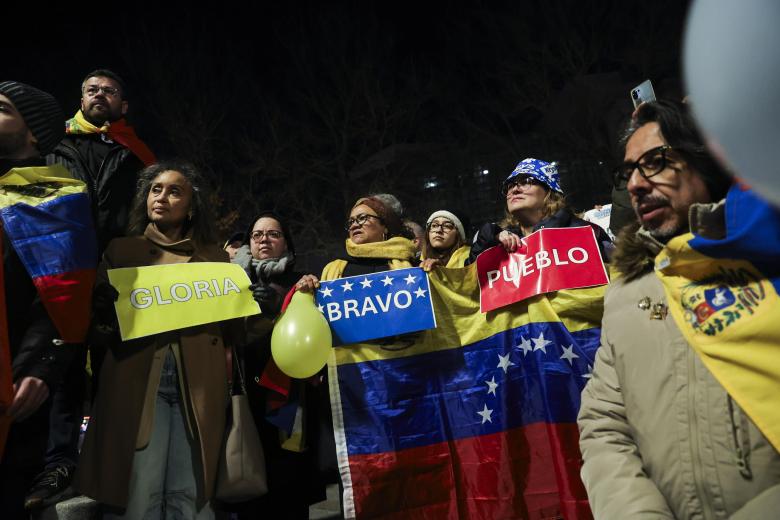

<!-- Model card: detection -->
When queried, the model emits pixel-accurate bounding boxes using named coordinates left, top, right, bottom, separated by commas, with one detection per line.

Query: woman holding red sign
left=467, top=158, right=612, bottom=264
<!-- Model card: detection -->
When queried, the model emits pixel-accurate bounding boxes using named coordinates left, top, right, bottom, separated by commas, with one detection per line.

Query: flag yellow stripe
left=333, top=264, right=605, bottom=365
left=0, top=165, right=86, bottom=208
left=657, top=233, right=780, bottom=451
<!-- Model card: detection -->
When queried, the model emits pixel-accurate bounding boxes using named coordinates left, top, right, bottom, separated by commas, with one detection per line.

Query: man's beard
left=633, top=193, right=685, bottom=243
left=83, top=100, right=120, bottom=126
left=0, top=128, right=29, bottom=158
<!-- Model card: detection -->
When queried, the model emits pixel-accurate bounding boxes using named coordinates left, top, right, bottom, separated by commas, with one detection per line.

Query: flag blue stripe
left=1, top=193, right=97, bottom=278
left=337, top=321, right=600, bottom=456
left=690, top=186, right=780, bottom=294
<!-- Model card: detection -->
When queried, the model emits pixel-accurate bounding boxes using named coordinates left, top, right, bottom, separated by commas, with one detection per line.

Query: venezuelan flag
left=655, top=185, right=780, bottom=452
left=328, top=264, right=604, bottom=519
left=0, top=165, right=97, bottom=343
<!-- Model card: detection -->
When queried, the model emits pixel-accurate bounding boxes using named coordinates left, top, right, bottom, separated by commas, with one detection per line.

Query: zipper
left=686, top=345, right=715, bottom=519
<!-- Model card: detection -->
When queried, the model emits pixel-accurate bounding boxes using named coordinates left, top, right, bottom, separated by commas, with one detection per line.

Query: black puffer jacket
left=467, top=208, right=613, bottom=264
left=48, top=135, right=145, bottom=254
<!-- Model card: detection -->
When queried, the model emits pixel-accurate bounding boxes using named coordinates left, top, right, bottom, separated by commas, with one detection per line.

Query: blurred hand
left=497, top=230, right=522, bottom=252
left=93, top=283, right=119, bottom=310
left=7, top=377, right=49, bottom=422
left=295, top=274, right=320, bottom=293
left=421, top=258, right=442, bottom=272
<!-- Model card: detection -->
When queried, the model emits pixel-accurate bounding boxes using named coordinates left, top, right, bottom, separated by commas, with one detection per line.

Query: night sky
left=7, top=1, right=691, bottom=269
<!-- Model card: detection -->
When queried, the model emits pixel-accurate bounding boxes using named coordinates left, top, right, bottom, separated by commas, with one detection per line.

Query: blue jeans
left=104, top=349, right=213, bottom=520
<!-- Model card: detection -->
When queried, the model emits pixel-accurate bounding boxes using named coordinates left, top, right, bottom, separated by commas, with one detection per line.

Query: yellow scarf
left=656, top=232, right=780, bottom=451
left=66, top=109, right=109, bottom=133
left=321, top=237, right=416, bottom=280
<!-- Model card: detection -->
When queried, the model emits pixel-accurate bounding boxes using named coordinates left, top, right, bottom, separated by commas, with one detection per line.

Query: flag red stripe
left=33, top=269, right=95, bottom=343
left=348, top=422, right=591, bottom=520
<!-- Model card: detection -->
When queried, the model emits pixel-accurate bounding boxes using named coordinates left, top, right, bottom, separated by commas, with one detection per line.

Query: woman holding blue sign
left=297, top=195, right=417, bottom=290
left=467, top=158, right=612, bottom=264
left=76, top=161, right=230, bottom=519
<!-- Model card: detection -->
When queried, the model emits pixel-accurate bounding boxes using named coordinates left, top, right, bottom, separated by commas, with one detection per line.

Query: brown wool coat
left=75, top=225, right=230, bottom=508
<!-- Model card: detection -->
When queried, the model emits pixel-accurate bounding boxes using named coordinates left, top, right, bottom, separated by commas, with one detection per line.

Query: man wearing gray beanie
left=0, top=81, right=80, bottom=517
left=0, top=81, right=64, bottom=160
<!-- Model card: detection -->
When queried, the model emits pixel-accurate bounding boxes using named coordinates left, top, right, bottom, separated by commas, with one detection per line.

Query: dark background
left=7, top=1, right=690, bottom=270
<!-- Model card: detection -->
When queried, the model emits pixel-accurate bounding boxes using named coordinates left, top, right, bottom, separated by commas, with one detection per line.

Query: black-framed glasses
left=501, top=175, right=544, bottom=196
left=613, top=145, right=673, bottom=186
left=84, top=85, right=120, bottom=97
left=250, top=230, right=283, bottom=242
left=344, top=213, right=383, bottom=231
left=428, top=221, right=455, bottom=233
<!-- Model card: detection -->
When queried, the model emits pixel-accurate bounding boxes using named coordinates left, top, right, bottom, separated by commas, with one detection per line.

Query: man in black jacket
left=48, top=69, right=155, bottom=253
left=0, top=80, right=80, bottom=518
left=26, top=69, right=156, bottom=510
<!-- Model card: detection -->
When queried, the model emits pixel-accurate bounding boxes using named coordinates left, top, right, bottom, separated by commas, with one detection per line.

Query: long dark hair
left=621, top=100, right=732, bottom=201
left=126, top=160, right=217, bottom=245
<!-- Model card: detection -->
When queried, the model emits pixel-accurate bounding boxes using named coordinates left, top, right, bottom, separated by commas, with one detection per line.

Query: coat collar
left=143, top=223, right=196, bottom=256
left=612, top=199, right=726, bottom=282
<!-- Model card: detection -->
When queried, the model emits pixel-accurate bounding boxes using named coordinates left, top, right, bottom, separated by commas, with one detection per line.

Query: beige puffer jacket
left=577, top=203, right=780, bottom=520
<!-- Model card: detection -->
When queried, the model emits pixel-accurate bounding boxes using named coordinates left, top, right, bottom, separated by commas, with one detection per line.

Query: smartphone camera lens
left=631, top=90, right=640, bottom=100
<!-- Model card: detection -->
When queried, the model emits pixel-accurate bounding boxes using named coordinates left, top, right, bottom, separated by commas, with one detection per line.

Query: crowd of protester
left=1, top=65, right=779, bottom=520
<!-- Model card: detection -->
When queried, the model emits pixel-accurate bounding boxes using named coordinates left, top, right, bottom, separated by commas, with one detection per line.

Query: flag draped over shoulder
left=0, top=165, right=97, bottom=343
left=655, top=185, right=780, bottom=452
left=328, top=262, right=604, bottom=519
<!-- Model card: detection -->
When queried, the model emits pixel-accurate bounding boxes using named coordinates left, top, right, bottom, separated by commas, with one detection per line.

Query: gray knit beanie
left=0, top=81, right=64, bottom=155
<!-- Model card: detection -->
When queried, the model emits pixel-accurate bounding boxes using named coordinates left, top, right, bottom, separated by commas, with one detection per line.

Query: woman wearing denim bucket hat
left=467, top=158, right=612, bottom=264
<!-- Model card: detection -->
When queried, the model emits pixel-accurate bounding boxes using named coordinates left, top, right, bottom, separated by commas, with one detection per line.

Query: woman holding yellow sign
left=76, top=161, right=229, bottom=519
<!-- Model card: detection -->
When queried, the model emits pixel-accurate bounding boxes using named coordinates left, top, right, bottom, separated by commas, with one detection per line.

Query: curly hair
left=126, top=160, right=217, bottom=245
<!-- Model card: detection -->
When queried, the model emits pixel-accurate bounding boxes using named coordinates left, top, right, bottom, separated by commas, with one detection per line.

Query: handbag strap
left=231, top=344, right=248, bottom=395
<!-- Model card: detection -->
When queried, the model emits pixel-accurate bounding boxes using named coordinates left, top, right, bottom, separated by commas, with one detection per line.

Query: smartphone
left=631, top=79, right=656, bottom=108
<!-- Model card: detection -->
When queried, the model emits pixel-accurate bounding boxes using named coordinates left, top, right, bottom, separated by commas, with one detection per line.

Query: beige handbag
left=215, top=348, right=268, bottom=502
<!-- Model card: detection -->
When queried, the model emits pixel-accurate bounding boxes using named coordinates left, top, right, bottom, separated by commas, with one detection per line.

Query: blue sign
left=315, top=267, right=436, bottom=344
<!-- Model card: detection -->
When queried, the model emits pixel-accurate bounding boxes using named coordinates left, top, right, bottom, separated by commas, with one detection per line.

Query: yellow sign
left=108, top=262, right=260, bottom=340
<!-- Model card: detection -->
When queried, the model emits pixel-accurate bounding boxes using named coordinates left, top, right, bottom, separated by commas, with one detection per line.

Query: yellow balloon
left=271, top=291, right=332, bottom=378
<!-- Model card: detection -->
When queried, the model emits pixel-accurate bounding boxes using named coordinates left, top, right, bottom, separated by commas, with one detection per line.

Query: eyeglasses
left=501, top=176, right=544, bottom=196
left=429, top=221, right=455, bottom=233
left=250, top=230, right=283, bottom=242
left=344, top=213, right=382, bottom=231
left=84, top=85, right=120, bottom=98
left=613, top=145, right=673, bottom=186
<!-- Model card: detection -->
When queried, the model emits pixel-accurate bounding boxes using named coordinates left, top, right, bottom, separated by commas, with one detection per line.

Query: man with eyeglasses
left=577, top=100, right=780, bottom=519
left=27, top=69, right=157, bottom=510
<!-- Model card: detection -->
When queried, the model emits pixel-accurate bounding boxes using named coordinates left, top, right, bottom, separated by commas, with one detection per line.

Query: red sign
left=476, top=226, right=609, bottom=312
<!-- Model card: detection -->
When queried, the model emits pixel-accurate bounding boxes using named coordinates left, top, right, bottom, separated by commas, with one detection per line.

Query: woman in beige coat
left=76, top=161, right=229, bottom=519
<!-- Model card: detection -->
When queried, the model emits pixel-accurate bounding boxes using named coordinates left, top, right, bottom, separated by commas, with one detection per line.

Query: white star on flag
left=485, top=377, right=498, bottom=396
left=532, top=332, right=552, bottom=353
left=477, top=404, right=493, bottom=424
left=360, top=277, right=372, bottom=289
left=341, top=280, right=353, bottom=292
left=404, top=273, right=417, bottom=285
left=516, top=336, right=533, bottom=356
left=414, top=287, right=427, bottom=298
left=582, top=364, right=593, bottom=379
left=317, top=304, right=325, bottom=313
left=497, top=353, right=515, bottom=373
left=319, top=286, right=333, bottom=298
left=560, top=344, right=579, bottom=365
left=382, top=275, right=394, bottom=286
